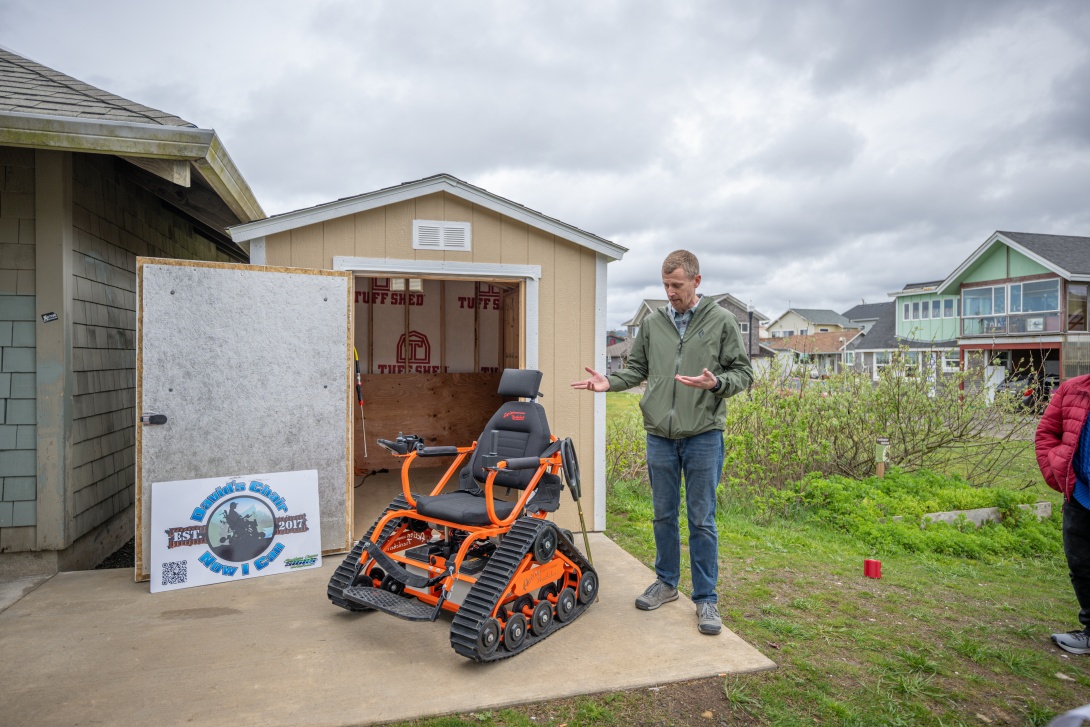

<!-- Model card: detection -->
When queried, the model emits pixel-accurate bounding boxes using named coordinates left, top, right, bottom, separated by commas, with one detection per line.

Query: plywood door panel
left=136, top=260, right=353, bottom=579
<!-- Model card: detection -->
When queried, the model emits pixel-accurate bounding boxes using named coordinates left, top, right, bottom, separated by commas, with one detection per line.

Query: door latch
left=140, top=413, right=168, bottom=425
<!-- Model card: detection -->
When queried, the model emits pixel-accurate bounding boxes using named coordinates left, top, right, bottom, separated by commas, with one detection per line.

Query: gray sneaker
left=635, top=580, right=679, bottom=611
left=697, top=602, right=722, bottom=635
left=1052, top=630, right=1090, bottom=654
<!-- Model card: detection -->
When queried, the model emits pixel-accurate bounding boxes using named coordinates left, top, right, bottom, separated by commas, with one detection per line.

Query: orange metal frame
left=356, top=436, right=582, bottom=618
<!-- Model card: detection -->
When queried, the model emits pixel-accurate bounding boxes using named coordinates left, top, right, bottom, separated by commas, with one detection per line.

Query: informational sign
left=875, top=436, right=890, bottom=463
left=150, top=470, right=322, bottom=593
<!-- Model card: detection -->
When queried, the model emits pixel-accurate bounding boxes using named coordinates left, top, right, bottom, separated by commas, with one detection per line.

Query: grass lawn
left=394, top=393, right=1088, bottom=726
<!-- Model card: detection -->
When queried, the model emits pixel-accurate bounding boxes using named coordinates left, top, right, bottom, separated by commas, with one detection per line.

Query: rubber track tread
left=327, top=494, right=411, bottom=611
left=449, top=518, right=596, bottom=662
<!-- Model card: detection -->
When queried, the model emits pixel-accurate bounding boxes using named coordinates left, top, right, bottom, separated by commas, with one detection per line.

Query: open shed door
left=135, top=259, right=353, bottom=581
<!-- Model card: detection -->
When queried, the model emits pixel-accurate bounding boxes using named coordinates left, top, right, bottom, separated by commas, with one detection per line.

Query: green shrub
left=721, top=353, right=1035, bottom=493
left=759, top=469, right=1061, bottom=560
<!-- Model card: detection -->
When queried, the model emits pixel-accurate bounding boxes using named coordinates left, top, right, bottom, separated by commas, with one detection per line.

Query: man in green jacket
left=572, top=250, right=752, bottom=635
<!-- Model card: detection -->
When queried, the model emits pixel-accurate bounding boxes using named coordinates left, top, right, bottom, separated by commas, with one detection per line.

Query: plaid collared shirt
left=671, top=297, right=699, bottom=337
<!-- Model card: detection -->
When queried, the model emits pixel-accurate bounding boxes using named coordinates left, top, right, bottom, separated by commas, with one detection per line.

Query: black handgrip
left=501, top=457, right=542, bottom=471
left=377, top=438, right=410, bottom=455
left=416, top=446, right=459, bottom=458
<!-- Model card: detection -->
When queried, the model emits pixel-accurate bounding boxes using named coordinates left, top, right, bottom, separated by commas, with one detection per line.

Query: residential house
left=620, top=294, right=768, bottom=362
left=842, top=302, right=888, bottom=334
left=0, top=47, right=264, bottom=575
left=934, top=231, right=1090, bottom=380
left=844, top=301, right=959, bottom=380
left=766, top=330, right=862, bottom=378
left=606, top=330, right=626, bottom=347
left=767, top=308, right=858, bottom=338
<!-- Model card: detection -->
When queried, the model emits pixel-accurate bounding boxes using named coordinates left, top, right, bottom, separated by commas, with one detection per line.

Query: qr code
left=162, top=560, right=187, bottom=586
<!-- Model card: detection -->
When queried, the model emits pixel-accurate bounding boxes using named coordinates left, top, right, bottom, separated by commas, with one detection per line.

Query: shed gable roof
left=228, top=173, right=628, bottom=261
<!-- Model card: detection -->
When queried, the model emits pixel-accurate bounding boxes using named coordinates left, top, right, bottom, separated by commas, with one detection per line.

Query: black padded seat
left=414, top=492, right=519, bottom=527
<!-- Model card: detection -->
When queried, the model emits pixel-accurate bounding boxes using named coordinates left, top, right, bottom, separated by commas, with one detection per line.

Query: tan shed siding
left=265, top=231, right=291, bottom=267
left=254, top=194, right=602, bottom=529
left=67, top=154, right=236, bottom=543
left=0, top=146, right=37, bottom=549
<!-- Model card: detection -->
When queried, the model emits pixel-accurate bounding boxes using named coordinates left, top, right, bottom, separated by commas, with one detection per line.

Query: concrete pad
left=0, top=534, right=774, bottom=727
left=0, top=573, right=51, bottom=614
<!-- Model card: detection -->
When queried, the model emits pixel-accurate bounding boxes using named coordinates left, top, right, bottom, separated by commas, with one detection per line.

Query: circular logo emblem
left=207, top=496, right=275, bottom=562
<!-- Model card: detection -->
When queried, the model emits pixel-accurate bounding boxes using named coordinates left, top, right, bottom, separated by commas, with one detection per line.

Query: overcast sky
left=4, top=0, right=1089, bottom=328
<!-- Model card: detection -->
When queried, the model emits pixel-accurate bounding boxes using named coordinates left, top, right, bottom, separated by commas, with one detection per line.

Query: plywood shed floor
left=0, top=535, right=774, bottom=727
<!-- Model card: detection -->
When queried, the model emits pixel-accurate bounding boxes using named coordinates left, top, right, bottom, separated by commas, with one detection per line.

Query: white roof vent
left=413, top=220, right=471, bottom=252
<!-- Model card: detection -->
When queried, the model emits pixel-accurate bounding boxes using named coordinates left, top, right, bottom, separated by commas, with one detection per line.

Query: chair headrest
left=497, top=369, right=543, bottom=399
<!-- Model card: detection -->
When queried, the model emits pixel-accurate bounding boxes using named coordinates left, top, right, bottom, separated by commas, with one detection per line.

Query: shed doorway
left=350, top=275, right=524, bottom=535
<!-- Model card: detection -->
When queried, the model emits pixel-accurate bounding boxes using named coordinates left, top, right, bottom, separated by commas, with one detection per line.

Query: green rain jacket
left=607, top=295, right=753, bottom=439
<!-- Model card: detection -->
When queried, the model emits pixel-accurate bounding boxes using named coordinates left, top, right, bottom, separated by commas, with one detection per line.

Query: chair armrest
left=416, top=446, right=460, bottom=458
left=499, top=457, right=543, bottom=471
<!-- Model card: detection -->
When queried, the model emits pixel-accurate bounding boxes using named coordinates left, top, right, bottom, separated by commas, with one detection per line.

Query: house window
left=912, top=302, right=919, bottom=320
left=921, top=302, right=929, bottom=319
left=903, top=303, right=910, bottom=321
left=783, top=329, right=794, bottom=337
left=962, top=286, right=1003, bottom=335
left=739, top=322, right=749, bottom=333
left=799, top=329, right=808, bottom=335
left=932, top=300, right=941, bottom=318
left=818, top=327, right=829, bottom=332
left=412, top=220, right=471, bottom=251
left=943, top=298, right=954, bottom=318
left=1007, top=279, right=1060, bottom=334
left=943, top=350, right=960, bottom=371
left=1069, top=283, right=1088, bottom=332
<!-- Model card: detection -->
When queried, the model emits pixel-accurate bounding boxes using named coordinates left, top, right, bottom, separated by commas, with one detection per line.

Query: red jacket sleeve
left=1035, top=382, right=1067, bottom=492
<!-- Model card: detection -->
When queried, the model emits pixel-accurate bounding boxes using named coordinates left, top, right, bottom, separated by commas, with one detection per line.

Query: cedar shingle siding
left=65, top=153, right=236, bottom=543
left=0, top=146, right=36, bottom=541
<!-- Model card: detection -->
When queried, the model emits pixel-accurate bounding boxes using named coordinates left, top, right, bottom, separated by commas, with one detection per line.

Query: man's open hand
left=675, top=368, right=718, bottom=389
left=571, top=367, right=611, bottom=392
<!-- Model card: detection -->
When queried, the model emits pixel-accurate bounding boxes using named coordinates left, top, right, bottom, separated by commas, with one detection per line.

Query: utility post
left=747, top=303, right=754, bottom=358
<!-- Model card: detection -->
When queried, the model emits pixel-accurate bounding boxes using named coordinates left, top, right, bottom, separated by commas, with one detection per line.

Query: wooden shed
left=227, top=175, right=627, bottom=537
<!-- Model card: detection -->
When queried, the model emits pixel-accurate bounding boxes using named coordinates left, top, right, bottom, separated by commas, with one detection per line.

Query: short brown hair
left=662, top=250, right=700, bottom=279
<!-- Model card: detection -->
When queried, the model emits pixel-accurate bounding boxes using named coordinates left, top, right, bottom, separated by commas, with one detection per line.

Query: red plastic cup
left=864, top=559, right=882, bottom=579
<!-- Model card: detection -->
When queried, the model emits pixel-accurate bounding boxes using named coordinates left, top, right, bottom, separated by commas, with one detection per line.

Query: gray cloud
left=4, top=0, right=1090, bottom=327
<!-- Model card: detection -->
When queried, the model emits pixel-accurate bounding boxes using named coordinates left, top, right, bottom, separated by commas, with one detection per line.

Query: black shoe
left=1052, top=630, right=1090, bottom=655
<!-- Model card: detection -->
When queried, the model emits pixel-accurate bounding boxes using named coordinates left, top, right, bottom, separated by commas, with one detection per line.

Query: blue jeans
left=646, top=429, right=724, bottom=604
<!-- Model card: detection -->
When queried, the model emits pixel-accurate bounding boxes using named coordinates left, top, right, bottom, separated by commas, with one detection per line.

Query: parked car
left=997, top=373, right=1059, bottom=411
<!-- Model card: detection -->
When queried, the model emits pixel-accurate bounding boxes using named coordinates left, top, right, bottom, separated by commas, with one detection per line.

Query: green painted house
left=935, top=231, right=1090, bottom=379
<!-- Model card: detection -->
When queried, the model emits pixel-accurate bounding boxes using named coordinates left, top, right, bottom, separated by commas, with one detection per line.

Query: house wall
left=0, top=147, right=36, bottom=546
left=262, top=191, right=600, bottom=532
left=716, top=298, right=762, bottom=357
left=2, top=150, right=239, bottom=572
left=963, top=246, right=1050, bottom=285
left=768, top=311, right=811, bottom=336
left=895, top=293, right=960, bottom=341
